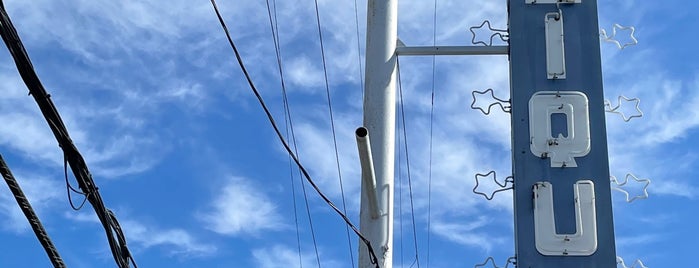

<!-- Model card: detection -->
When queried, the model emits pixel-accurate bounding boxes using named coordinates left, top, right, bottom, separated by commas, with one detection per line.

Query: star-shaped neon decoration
left=469, top=20, right=509, bottom=46
left=611, top=173, right=650, bottom=203
left=473, top=171, right=513, bottom=201
left=471, top=88, right=511, bottom=115
left=604, top=95, right=643, bottom=122
left=600, top=24, right=638, bottom=50
left=617, top=256, right=648, bottom=268
left=474, top=256, right=516, bottom=268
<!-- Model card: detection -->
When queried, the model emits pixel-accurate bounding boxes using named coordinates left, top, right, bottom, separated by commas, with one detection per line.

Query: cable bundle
left=0, top=2, right=136, bottom=267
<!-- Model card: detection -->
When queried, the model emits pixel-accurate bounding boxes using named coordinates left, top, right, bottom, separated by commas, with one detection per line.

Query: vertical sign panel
left=508, top=1, right=617, bottom=267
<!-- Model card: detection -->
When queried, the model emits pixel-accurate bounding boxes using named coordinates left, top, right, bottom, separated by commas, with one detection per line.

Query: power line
left=353, top=0, right=365, bottom=97
left=397, top=58, right=421, bottom=268
left=0, top=3, right=137, bottom=268
left=208, top=1, right=380, bottom=267
left=0, top=154, right=66, bottom=268
left=426, top=0, right=438, bottom=266
left=311, top=0, right=355, bottom=266
left=264, top=0, right=308, bottom=266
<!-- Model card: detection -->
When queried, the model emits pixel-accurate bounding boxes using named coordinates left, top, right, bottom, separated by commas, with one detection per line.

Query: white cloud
left=286, top=56, right=326, bottom=90
left=430, top=217, right=506, bottom=253
left=252, top=244, right=341, bottom=268
left=0, top=171, right=62, bottom=233
left=121, top=220, right=217, bottom=257
left=200, top=176, right=284, bottom=236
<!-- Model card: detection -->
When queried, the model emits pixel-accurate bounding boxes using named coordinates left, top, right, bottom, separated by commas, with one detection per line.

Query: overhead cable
left=208, top=1, right=380, bottom=267
left=0, top=154, right=66, bottom=268
left=311, top=0, right=355, bottom=266
left=0, top=3, right=137, bottom=268
left=263, top=0, right=308, bottom=267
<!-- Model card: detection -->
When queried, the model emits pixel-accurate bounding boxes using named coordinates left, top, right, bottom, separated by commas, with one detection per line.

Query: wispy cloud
left=252, top=244, right=341, bottom=268
left=0, top=171, right=62, bottom=233
left=121, top=220, right=216, bottom=257
left=430, top=216, right=506, bottom=253
left=199, top=176, right=284, bottom=236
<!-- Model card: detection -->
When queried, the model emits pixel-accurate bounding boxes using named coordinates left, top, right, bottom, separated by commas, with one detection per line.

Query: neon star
left=600, top=23, right=638, bottom=50
left=610, top=173, right=651, bottom=203
left=604, top=95, right=643, bottom=122
left=471, top=88, right=511, bottom=115
left=617, top=256, right=648, bottom=268
left=473, top=171, right=513, bottom=201
left=469, top=20, right=508, bottom=46
left=474, top=256, right=517, bottom=268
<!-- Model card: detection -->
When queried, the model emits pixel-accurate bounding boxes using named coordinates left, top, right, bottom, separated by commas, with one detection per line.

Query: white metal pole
left=359, top=0, right=397, bottom=267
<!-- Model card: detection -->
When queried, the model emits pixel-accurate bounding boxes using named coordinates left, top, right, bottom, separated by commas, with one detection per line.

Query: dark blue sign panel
left=508, top=1, right=617, bottom=267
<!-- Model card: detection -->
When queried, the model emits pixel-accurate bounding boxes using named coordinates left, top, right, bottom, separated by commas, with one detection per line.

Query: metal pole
left=359, top=0, right=397, bottom=267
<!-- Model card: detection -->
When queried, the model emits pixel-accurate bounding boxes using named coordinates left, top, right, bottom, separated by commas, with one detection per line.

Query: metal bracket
left=610, top=174, right=650, bottom=203
left=526, top=0, right=581, bottom=4
left=600, top=24, right=638, bottom=50
left=617, top=256, right=648, bottom=268
left=474, top=256, right=517, bottom=268
left=469, top=20, right=509, bottom=46
left=471, top=88, right=511, bottom=115
left=604, top=95, right=643, bottom=122
left=473, top=171, right=514, bottom=200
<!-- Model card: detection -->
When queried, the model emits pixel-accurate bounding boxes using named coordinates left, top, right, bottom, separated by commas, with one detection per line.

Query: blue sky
left=0, top=0, right=696, bottom=267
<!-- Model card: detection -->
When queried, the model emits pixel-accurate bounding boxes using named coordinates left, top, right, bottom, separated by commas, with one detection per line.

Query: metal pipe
left=356, top=127, right=380, bottom=220
left=359, top=0, right=397, bottom=266
left=395, top=45, right=509, bottom=56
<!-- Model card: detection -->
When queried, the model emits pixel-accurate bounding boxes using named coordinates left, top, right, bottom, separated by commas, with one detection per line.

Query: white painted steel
left=529, top=91, right=591, bottom=168
left=526, top=0, right=581, bottom=4
left=533, top=180, right=598, bottom=256
left=545, top=12, right=566, bottom=79
left=395, top=45, right=509, bottom=56
left=359, top=0, right=397, bottom=267
left=356, top=127, right=381, bottom=219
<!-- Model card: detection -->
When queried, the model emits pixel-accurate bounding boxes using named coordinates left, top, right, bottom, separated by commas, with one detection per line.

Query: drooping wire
left=426, top=0, right=438, bottom=266
left=64, top=156, right=88, bottom=211
left=353, top=0, right=365, bottom=97
left=264, top=0, right=306, bottom=266
left=397, top=58, right=421, bottom=268
left=208, top=1, right=380, bottom=267
left=0, top=154, right=66, bottom=268
left=312, top=0, right=355, bottom=266
left=397, top=102, right=405, bottom=268
left=0, top=3, right=137, bottom=268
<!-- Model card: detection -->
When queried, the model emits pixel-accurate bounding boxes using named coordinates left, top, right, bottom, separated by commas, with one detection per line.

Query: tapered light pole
left=358, top=0, right=398, bottom=267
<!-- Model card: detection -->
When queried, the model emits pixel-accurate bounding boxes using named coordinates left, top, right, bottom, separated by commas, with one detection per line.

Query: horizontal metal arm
left=395, top=45, right=509, bottom=56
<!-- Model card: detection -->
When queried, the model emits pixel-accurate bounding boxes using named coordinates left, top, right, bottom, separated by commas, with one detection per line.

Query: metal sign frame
left=508, top=0, right=617, bottom=267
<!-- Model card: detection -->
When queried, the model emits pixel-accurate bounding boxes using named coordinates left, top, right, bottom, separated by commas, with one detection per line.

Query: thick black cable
left=0, top=3, right=136, bottom=268
left=311, top=1, right=355, bottom=266
left=397, top=59, right=421, bottom=268
left=209, top=1, right=380, bottom=267
left=264, top=0, right=306, bottom=266
left=0, top=154, right=66, bottom=268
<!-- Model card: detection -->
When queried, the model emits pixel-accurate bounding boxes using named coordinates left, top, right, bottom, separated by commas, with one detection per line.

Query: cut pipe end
left=356, top=127, right=368, bottom=138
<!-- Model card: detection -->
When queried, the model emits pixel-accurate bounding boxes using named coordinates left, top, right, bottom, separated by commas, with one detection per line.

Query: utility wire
left=426, top=0, right=438, bottom=266
left=0, top=154, right=66, bottom=268
left=264, top=0, right=306, bottom=266
left=353, top=0, right=365, bottom=97
left=397, top=59, right=421, bottom=268
left=311, top=0, right=355, bottom=266
left=0, top=3, right=137, bottom=268
left=209, top=1, right=380, bottom=267
left=398, top=112, right=405, bottom=268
